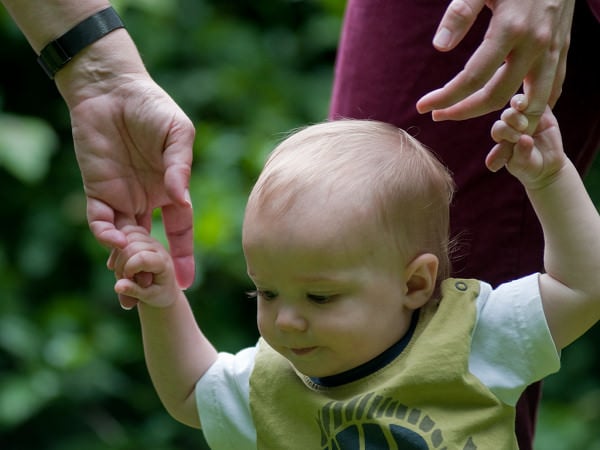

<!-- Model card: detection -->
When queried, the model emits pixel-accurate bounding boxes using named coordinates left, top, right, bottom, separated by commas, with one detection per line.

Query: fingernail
left=514, top=94, right=527, bottom=110
left=515, top=99, right=524, bottom=110
left=433, top=28, right=452, bottom=49
left=184, top=189, right=192, bottom=208
left=488, top=159, right=506, bottom=173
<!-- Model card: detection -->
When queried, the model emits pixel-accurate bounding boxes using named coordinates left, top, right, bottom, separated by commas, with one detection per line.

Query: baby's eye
left=251, top=289, right=278, bottom=301
left=306, top=293, right=333, bottom=304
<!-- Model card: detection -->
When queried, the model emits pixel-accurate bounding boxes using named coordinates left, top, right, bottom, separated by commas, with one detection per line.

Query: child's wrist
left=523, top=158, right=571, bottom=193
left=135, top=290, right=181, bottom=311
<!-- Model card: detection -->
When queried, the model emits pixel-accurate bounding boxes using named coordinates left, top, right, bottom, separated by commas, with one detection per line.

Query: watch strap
left=37, top=7, right=125, bottom=79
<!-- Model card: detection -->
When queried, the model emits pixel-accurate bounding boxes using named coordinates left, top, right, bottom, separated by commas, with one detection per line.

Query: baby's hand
left=488, top=94, right=567, bottom=190
left=108, top=225, right=179, bottom=309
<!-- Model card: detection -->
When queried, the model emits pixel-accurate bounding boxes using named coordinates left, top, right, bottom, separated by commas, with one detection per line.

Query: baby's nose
left=275, top=304, right=308, bottom=332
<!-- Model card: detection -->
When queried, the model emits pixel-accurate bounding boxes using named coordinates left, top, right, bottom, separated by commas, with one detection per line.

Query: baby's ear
left=403, top=253, right=438, bottom=310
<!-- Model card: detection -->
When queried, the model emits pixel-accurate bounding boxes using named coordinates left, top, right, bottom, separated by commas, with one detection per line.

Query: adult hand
left=416, top=0, right=575, bottom=132
left=56, top=31, right=196, bottom=289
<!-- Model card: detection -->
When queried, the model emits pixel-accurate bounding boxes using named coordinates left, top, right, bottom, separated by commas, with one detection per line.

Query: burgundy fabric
left=329, top=1, right=600, bottom=449
left=588, top=0, right=600, bottom=22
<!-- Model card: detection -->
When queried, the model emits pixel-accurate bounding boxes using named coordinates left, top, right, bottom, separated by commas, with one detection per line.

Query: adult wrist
left=37, top=6, right=125, bottom=79
left=54, top=27, right=149, bottom=108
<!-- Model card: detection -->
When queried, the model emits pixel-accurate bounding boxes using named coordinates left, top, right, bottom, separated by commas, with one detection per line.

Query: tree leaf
left=0, top=113, right=58, bottom=184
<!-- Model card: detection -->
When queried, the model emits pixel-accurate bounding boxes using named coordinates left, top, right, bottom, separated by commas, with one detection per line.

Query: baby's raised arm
left=491, top=96, right=600, bottom=349
left=110, top=226, right=217, bottom=428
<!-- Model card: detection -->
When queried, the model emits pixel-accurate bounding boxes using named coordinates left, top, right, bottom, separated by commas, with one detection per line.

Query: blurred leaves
left=0, top=1, right=341, bottom=449
left=0, top=113, right=57, bottom=183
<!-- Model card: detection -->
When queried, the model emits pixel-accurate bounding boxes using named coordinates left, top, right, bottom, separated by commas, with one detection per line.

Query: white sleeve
left=195, top=345, right=257, bottom=450
left=469, top=274, right=561, bottom=406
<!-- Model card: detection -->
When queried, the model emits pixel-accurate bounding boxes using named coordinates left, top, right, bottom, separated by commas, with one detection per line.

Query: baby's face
left=243, top=197, right=416, bottom=378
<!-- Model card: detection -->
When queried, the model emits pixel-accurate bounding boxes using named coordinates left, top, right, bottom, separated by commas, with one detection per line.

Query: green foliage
left=0, top=1, right=341, bottom=448
left=0, top=1, right=598, bottom=449
left=0, top=113, right=58, bottom=183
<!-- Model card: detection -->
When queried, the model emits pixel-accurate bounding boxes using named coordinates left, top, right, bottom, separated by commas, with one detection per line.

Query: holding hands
left=54, top=30, right=197, bottom=291
left=0, top=1, right=197, bottom=291
left=109, top=225, right=179, bottom=310
left=489, top=94, right=566, bottom=188
left=418, top=0, right=575, bottom=133
left=108, top=224, right=215, bottom=428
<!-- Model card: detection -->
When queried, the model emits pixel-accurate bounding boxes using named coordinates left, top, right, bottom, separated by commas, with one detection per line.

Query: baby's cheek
left=256, top=309, right=271, bottom=338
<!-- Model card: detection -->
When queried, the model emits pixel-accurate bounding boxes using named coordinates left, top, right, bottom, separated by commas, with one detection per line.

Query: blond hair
left=246, top=120, right=455, bottom=287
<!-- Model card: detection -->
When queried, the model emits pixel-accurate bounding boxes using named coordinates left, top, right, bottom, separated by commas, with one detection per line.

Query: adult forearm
left=137, top=295, right=218, bottom=429
left=1, top=0, right=110, bottom=51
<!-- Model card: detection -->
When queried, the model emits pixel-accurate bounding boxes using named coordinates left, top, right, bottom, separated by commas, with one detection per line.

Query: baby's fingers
left=485, top=141, right=512, bottom=172
left=118, top=296, right=139, bottom=311
left=510, top=93, right=528, bottom=112
left=491, top=120, right=519, bottom=145
left=510, top=135, right=536, bottom=168
left=115, top=278, right=137, bottom=295
left=504, top=134, right=544, bottom=186
left=115, top=279, right=145, bottom=303
left=114, top=274, right=173, bottom=309
left=120, top=251, right=163, bottom=280
left=491, top=110, right=528, bottom=143
left=501, top=106, right=528, bottom=133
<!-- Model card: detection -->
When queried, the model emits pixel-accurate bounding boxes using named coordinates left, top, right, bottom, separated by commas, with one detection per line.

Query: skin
left=1, top=0, right=196, bottom=304
left=111, top=226, right=217, bottom=429
left=242, top=193, right=437, bottom=378
left=2, top=0, right=594, bottom=432
left=417, top=0, right=575, bottom=134
left=110, top=101, right=600, bottom=429
left=491, top=95, right=600, bottom=349
left=1, top=0, right=577, bottom=302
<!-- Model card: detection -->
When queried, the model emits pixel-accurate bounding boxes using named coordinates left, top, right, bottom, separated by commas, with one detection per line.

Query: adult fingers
left=422, top=24, right=540, bottom=121
left=162, top=201, right=195, bottom=289
left=417, top=35, right=513, bottom=115
left=521, top=35, right=568, bottom=134
left=433, top=0, right=486, bottom=51
left=537, top=0, right=574, bottom=109
left=162, top=110, right=195, bottom=204
left=426, top=56, right=525, bottom=121
left=546, top=44, right=568, bottom=108
left=87, top=197, right=128, bottom=249
left=162, top=115, right=195, bottom=288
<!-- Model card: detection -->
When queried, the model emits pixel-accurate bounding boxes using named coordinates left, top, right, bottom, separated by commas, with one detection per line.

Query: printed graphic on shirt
left=318, top=392, right=477, bottom=450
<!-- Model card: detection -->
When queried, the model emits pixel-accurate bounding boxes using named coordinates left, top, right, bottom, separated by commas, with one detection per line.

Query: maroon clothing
left=329, top=1, right=600, bottom=449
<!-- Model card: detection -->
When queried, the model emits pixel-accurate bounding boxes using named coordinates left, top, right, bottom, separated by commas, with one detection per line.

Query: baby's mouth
left=290, top=346, right=318, bottom=356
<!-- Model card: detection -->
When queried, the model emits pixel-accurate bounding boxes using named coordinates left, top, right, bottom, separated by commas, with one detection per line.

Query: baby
left=109, top=95, right=600, bottom=449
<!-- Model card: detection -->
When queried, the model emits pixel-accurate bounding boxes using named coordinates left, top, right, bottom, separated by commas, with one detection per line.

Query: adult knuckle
left=447, top=0, right=477, bottom=22
left=531, top=27, right=553, bottom=49
left=462, top=70, right=487, bottom=91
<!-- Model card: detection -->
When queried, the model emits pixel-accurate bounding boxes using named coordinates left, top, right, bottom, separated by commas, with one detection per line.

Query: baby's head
left=242, top=120, right=455, bottom=377
left=244, top=120, right=455, bottom=289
